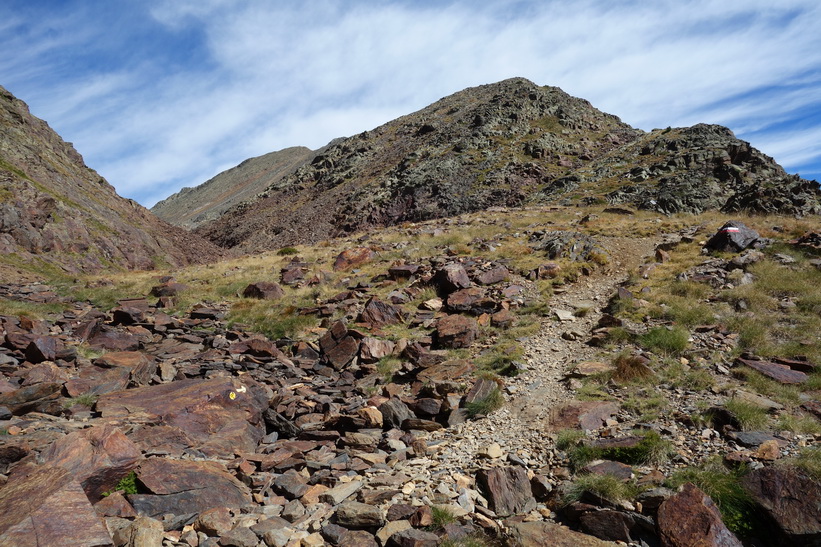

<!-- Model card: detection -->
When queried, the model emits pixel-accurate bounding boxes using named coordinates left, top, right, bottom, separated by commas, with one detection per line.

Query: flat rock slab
left=583, top=460, right=633, bottom=481
left=93, top=351, right=156, bottom=386
left=96, top=377, right=268, bottom=457
left=333, top=247, right=376, bottom=271
left=0, top=465, right=113, bottom=546
left=416, top=359, right=474, bottom=384
left=0, top=382, right=63, bottom=415
left=507, top=521, right=616, bottom=546
left=336, top=501, right=385, bottom=529
left=736, top=358, right=807, bottom=384
left=41, top=424, right=141, bottom=501
left=657, top=483, right=741, bottom=547
left=551, top=401, right=619, bottom=431
left=727, top=431, right=784, bottom=448
left=129, top=458, right=249, bottom=518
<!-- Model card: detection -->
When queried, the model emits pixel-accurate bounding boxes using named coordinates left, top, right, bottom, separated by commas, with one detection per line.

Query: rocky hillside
left=151, top=146, right=316, bottom=229
left=1, top=206, right=819, bottom=546
left=195, top=78, right=643, bottom=251
left=194, top=78, right=820, bottom=253
left=0, top=85, right=226, bottom=278
left=569, top=123, right=821, bottom=215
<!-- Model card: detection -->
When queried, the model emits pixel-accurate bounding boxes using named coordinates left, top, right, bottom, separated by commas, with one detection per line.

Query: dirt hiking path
left=429, top=236, right=657, bottom=473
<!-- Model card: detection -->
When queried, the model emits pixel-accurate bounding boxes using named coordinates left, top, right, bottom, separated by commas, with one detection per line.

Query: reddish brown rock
left=491, top=308, right=516, bottom=328
left=579, top=509, right=638, bottom=542
left=41, top=424, right=141, bottom=501
left=93, top=491, right=137, bottom=518
left=476, top=466, right=536, bottom=517
left=130, top=459, right=250, bottom=517
left=388, top=264, right=420, bottom=280
left=446, top=287, right=487, bottom=313
left=64, top=364, right=130, bottom=397
left=96, top=377, right=268, bottom=457
left=742, top=466, right=821, bottom=544
left=87, top=329, right=140, bottom=351
left=281, top=261, right=308, bottom=285
left=464, top=377, right=499, bottom=405
left=476, top=265, right=509, bottom=285
left=583, top=460, right=633, bottom=481
left=417, top=359, right=474, bottom=383
left=401, top=418, right=442, bottom=431
left=551, top=401, right=619, bottom=431
left=433, top=263, right=472, bottom=295
left=340, top=530, right=380, bottom=547
left=94, top=351, right=156, bottom=386
left=24, top=336, right=57, bottom=363
left=508, top=521, right=612, bottom=546
left=386, top=528, right=440, bottom=547
left=334, top=247, right=376, bottom=271
left=657, top=483, right=741, bottom=547
left=0, top=382, right=63, bottom=415
left=319, top=320, right=361, bottom=369
left=736, top=357, right=807, bottom=384
left=359, top=298, right=406, bottom=328
left=436, top=314, right=479, bottom=349
left=194, top=506, right=235, bottom=536
left=243, top=281, right=285, bottom=300
left=20, top=361, right=69, bottom=386
left=0, top=465, right=113, bottom=546
left=228, top=337, right=288, bottom=360
left=360, top=337, right=396, bottom=363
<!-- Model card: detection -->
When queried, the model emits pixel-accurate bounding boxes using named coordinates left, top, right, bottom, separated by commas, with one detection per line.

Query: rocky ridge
left=193, top=78, right=820, bottom=253
left=0, top=85, right=226, bottom=276
left=195, top=78, right=643, bottom=251
left=152, top=147, right=317, bottom=230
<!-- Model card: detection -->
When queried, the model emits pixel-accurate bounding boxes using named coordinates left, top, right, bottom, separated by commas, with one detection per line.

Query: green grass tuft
left=667, top=458, right=755, bottom=536
left=465, top=387, right=504, bottom=418
left=639, top=326, right=689, bottom=356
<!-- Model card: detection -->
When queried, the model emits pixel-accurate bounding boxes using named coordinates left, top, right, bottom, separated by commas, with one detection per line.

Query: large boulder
left=705, top=221, right=762, bottom=253
left=96, top=377, right=269, bottom=457
left=0, top=465, right=113, bottom=546
left=742, top=466, right=821, bottom=544
left=40, top=424, right=141, bottom=501
left=657, top=483, right=741, bottom=547
left=436, top=314, right=479, bottom=349
left=476, top=466, right=536, bottom=517
left=128, top=458, right=250, bottom=518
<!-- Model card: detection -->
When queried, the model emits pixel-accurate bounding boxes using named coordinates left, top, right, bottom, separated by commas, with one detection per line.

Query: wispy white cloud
left=1, top=0, right=820, bottom=206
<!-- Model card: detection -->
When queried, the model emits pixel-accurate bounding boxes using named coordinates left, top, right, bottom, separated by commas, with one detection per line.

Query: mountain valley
left=0, top=79, right=820, bottom=547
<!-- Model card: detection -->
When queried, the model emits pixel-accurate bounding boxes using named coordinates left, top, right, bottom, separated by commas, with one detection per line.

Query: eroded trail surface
left=430, top=236, right=657, bottom=473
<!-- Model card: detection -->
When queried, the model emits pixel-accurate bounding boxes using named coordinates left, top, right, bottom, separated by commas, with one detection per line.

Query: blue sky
left=1, top=1, right=820, bottom=208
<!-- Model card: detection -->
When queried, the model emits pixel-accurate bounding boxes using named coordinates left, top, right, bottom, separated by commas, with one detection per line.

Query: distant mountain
left=0, top=85, right=225, bottom=277
left=152, top=146, right=316, bottom=229
left=194, top=78, right=819, bottom=252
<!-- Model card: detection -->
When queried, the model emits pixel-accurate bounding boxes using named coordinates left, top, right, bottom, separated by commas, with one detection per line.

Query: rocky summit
left=0, top=77, right=820, bottom=547
left=192, top=78, right=820, bottom=253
